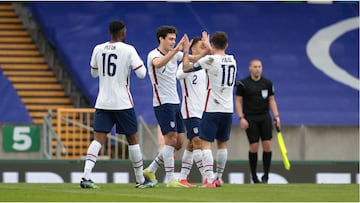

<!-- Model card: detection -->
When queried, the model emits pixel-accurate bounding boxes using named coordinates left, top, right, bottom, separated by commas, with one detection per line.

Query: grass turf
left=0, top=183, right=358, bottom=202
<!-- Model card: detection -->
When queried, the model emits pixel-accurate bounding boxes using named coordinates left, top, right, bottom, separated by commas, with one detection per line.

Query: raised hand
left=183, top=34, right=191, bottom=53
left=174, top=34, right=186, bottom=52
left=201, top=31, right=211, bottom=53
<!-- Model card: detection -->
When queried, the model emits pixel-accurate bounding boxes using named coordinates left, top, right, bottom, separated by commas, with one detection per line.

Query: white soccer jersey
left=177, top=63, right=208, bottom=119
left=197, top=54, right=237, bottom=113
left=90, top=41, right=146, bottom=110
left=147, top=48, right=183, bottom=106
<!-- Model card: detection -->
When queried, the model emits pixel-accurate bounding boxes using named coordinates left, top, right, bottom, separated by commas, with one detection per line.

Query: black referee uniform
left=236, top=75, right=275, bottom=183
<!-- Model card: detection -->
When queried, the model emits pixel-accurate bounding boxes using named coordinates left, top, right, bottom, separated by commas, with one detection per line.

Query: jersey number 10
left=221, top=64, right=236, bottom=86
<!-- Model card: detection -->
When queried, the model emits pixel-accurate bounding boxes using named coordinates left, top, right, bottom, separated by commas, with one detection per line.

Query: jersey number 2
left=102, top=53, right=117, bottom=76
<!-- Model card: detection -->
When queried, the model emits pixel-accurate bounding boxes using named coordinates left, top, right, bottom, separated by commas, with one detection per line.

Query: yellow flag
left=277, top=131, right=291, bottom=170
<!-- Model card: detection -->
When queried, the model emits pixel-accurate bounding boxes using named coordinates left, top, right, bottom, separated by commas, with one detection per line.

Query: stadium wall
left=0, top=160, right=358, bottom=184
left=0, top=124, right=358, bottom=161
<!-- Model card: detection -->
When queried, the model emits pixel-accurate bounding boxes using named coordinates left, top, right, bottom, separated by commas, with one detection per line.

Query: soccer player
left=80, top=20, right=151, bottom=189
left=235, top=59, right=280, bottom=184
left=144, top=26, right=208, bottom=187
left=182, top=31, right=237, bottom=188
left=176, top=37, right=208, bottom=187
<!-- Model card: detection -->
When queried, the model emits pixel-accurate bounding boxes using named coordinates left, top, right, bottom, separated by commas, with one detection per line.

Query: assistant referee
left=235, top=59, right=280, bottom=184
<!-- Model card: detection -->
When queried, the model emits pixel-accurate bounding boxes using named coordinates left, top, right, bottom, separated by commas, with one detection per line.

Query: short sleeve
left=235, top=80, right=245, bottom=96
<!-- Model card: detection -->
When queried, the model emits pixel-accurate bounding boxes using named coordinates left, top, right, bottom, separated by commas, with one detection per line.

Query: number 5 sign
left=2, top=125, right=40, bottom=152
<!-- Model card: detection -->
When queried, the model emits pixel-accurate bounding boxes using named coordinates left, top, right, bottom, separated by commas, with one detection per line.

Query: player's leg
left=246, top=115, right=261, bottom=183
left=178, top=139, right=196, bottom=187
left=179, top=139, right=193, bottom=180
left=149, top=104, right=187, bottom=187
left=143, top=105, right=169, bottom=184
left=144, top=151, right=163, bottom=182
left=81, top=109, right=112, bottom=189
left=114, top=108, right=150, bottom=187
left=187, top=118, right=204, bottom=178
left=214, top=142, right=227, bottom=187
left=214, top=113, right=232, bottom=187
left=215, top=140, right=227, bottom=187
left=192, top=136, right=204, bottom=178
left=178, top=118, right=200, bottom=187
left=260, top=114, right=273, bottom=184
left=199, top=112, right=217, bottom=188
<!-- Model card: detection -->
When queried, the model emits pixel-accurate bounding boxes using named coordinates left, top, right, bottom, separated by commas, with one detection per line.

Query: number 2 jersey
left=196, top=54, right=237, bottom=113
left=90, top=41, right=146, bottom=110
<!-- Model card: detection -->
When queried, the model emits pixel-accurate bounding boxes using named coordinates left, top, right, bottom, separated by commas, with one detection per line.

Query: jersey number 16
left=102, top=53, right=117, bottom=76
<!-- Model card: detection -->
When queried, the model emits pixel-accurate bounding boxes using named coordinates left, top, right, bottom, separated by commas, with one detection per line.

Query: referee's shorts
left=245, top=113, right=273, bottom=144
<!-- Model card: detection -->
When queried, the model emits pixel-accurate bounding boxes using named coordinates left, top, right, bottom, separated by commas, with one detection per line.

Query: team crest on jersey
left=261, top=89, right=268, bottom=99
left=193, top=127, right=199, bottom=134
left=170, top=121, right=175, bottom=128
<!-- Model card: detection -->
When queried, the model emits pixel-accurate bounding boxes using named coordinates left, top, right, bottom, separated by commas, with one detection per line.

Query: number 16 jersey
left=90, top=41, right=146, bottom=110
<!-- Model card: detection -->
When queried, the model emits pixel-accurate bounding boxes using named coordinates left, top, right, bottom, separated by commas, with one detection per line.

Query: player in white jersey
left=182, top=31, right=237, bottom=188
left=81, top=20, right=152, bottom=189
left=176, top=37, right=207, bottom=187
left=144, top=26, right=209, bottom=188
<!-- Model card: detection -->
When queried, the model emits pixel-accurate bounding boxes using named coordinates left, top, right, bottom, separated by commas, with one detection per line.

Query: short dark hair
left=109, top=20, right=125, bottom=36
left=211, top=31, right=228, bottom=50
left=190, top=36, right=202, bottom=50
left=156, top=25, right=177, bottom=44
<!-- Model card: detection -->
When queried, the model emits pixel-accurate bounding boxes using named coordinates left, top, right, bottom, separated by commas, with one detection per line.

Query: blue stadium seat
left=0, top=68, right=33, bottom=124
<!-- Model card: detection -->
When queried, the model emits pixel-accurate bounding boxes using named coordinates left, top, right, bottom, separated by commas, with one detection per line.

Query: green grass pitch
left=0, top=183, right=358, bottom=202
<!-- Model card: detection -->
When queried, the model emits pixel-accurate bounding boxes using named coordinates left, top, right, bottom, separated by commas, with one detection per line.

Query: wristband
left=193, top=63, right=202, bottom=71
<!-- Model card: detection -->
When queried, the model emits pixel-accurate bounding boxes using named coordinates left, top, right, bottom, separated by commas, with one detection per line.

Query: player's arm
left=235, top=95, right=248, bottom=129
left=188, top=31, right=211, bottom=63
left=130, top=47, right=147, bottom=79
left=235, top=81, right=249, bottom=129
left=91, top=66, right=99, bottom=78
left=152, top=34, right=186, bottom=69
left=90, top=46, right=99, bottom=78
left=269, top=95, right=280, bottom=128
left=176, top=63, right=190, bottom=80
left=133, top=64, right=146, bottom=79
left=182, top=35, right=197, bottom=73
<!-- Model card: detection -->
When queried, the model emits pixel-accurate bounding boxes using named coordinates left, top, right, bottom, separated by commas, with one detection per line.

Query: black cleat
left=252, top=176, right=261, bottom=184
left=261, top=175, right=268, bottom=184
left=80, top=177, right=99, bottom=189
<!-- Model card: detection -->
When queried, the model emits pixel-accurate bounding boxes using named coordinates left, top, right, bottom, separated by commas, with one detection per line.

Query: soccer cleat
left=200, top=178, right=216, bottom=188
left=261, top=175, right=268, bottom=184
left=135, top=179, right=156, bottom=188
left=252, top=176, right=261, bottom=184
left=143, top=168, right=158, bottom=185
left=178, top=179, right=196, bottom=188
left=166, top=180, right=189, bottom=188
left=214, top=178, right=223, bottom=187
left=80, top=178, right=99, bottom=189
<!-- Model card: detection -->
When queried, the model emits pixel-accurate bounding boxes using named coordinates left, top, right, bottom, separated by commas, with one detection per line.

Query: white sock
left=128, top=144, right=145, bottom=184
left=179, top=150, right=193, bottom=180
left=193, top=149, right=204, bottom=178
left=202, top=149, right=214, bottom=183
left=148, top=150, right=163, bottom=173
left=216, top=148, right=227, bottom=180
left=83, top=140, right=101, bottom=180
left=162, top=145, right=175, bottom=183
